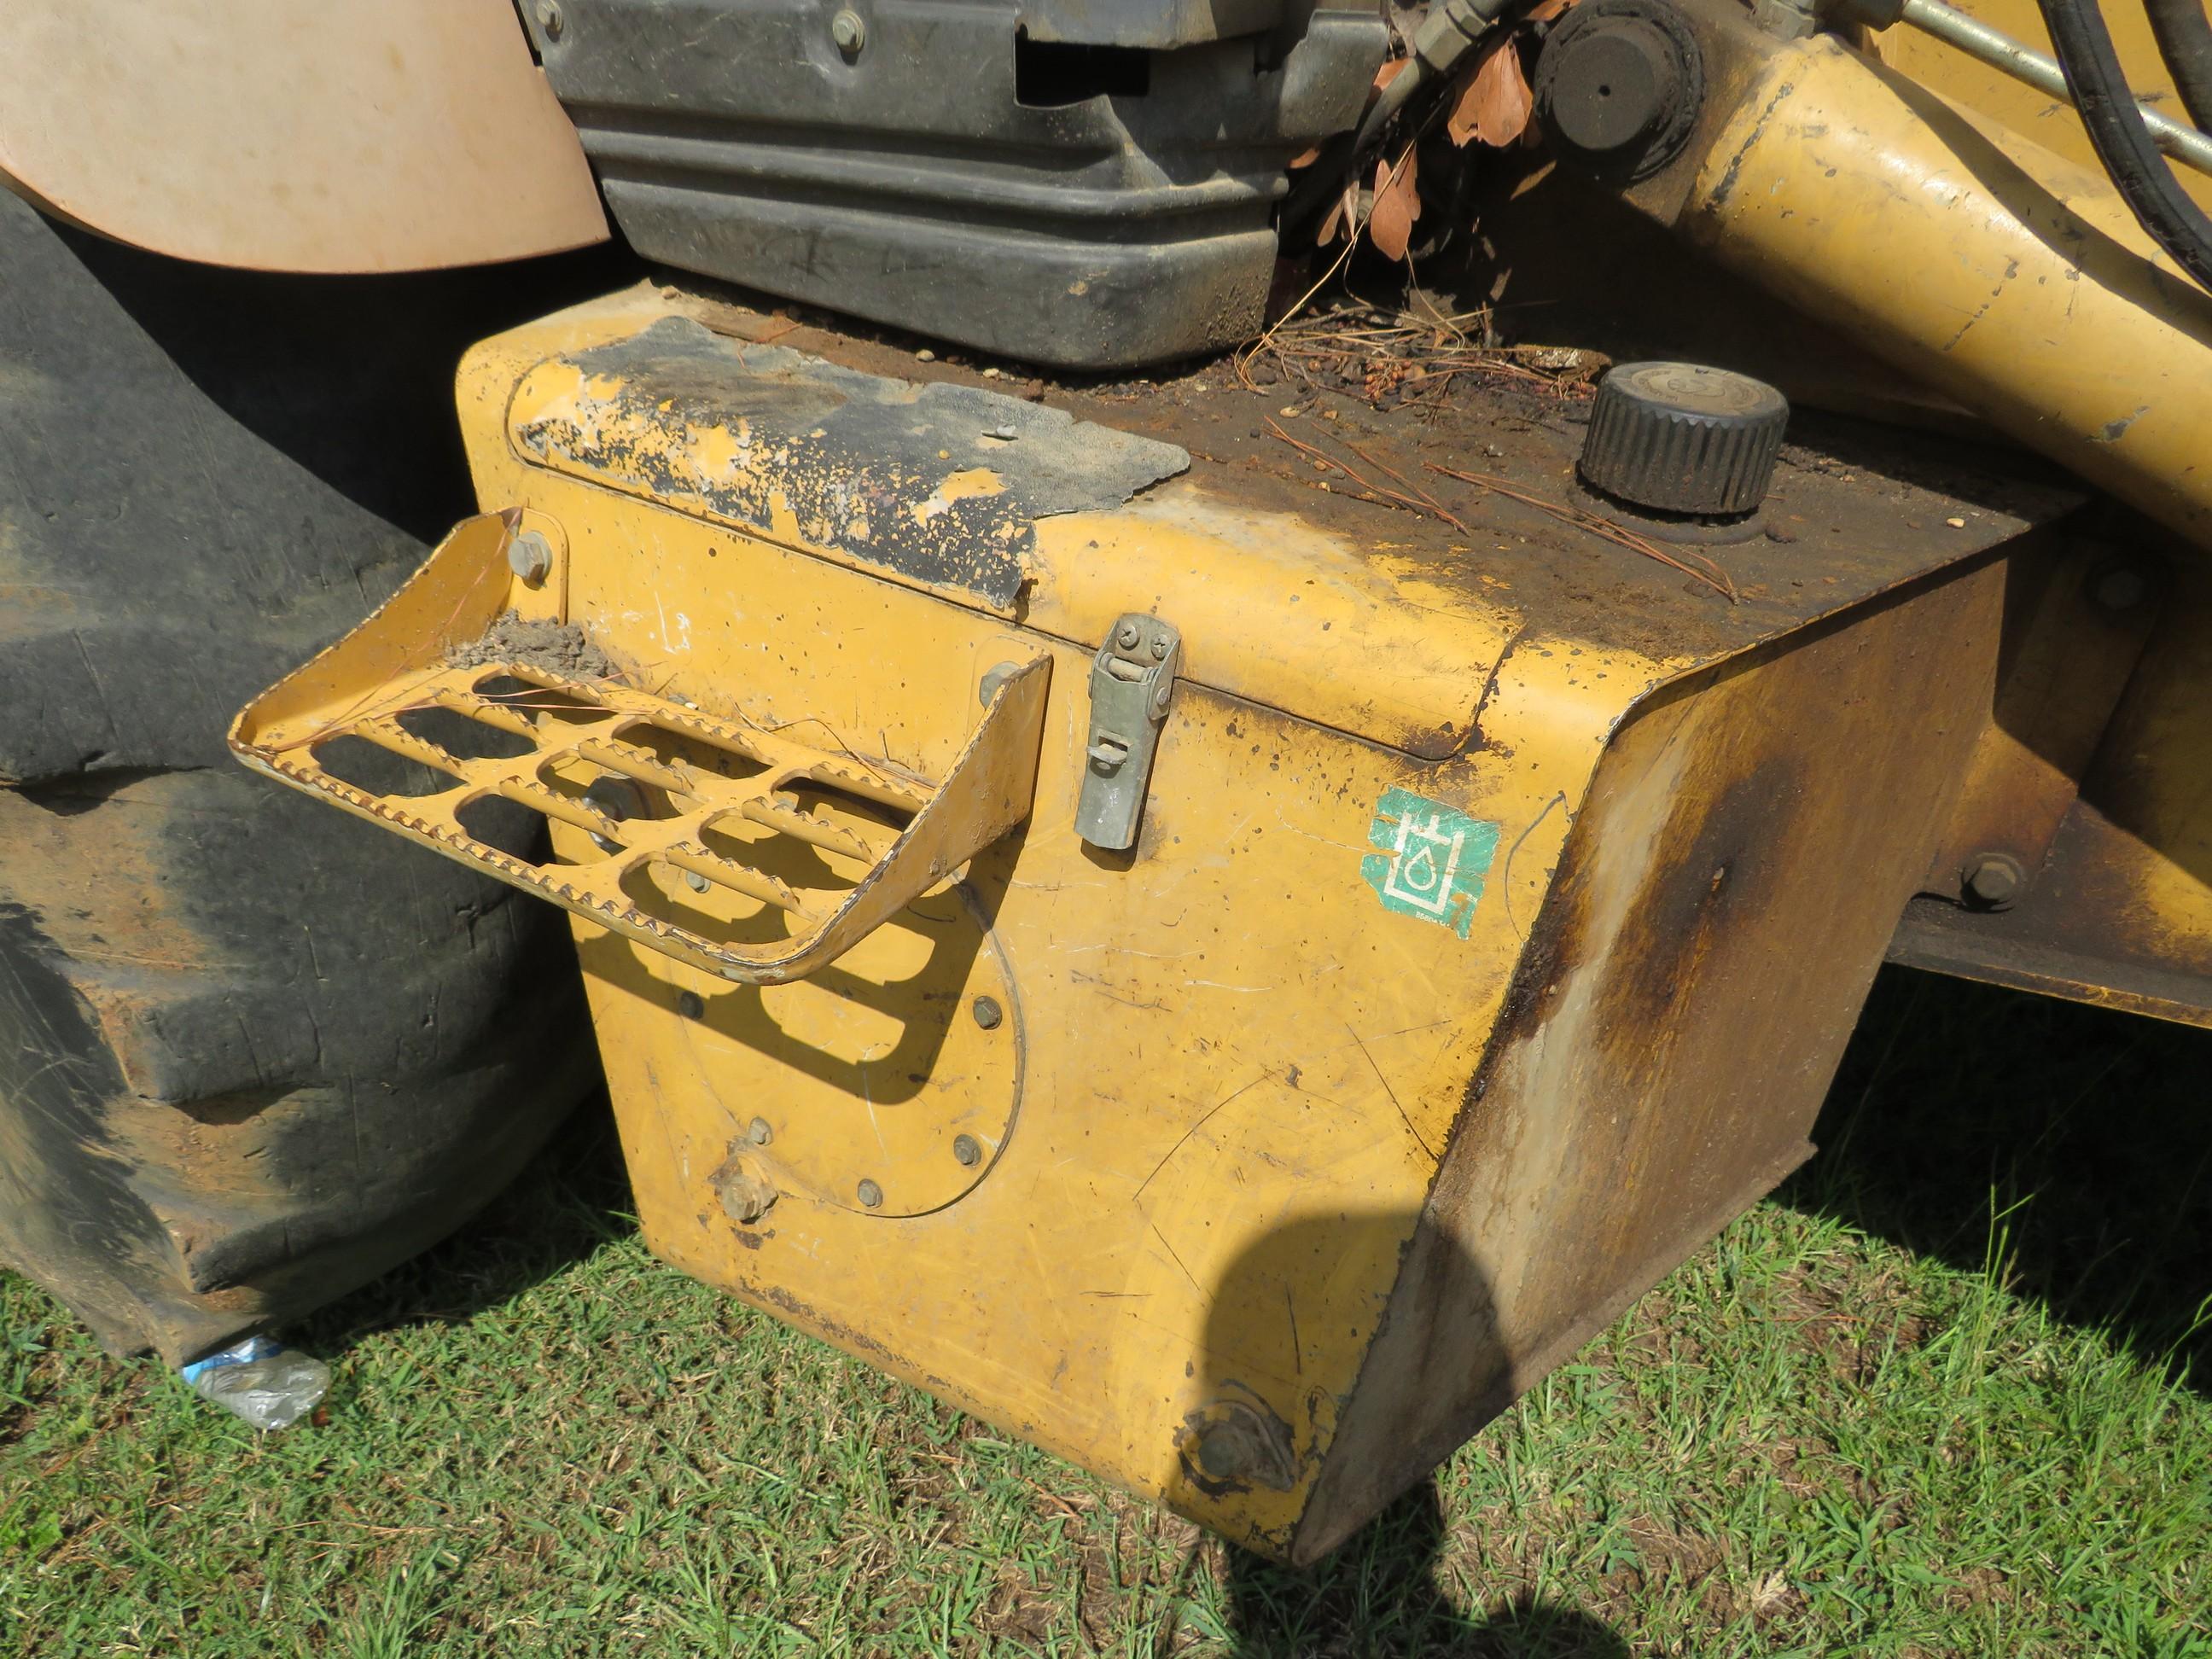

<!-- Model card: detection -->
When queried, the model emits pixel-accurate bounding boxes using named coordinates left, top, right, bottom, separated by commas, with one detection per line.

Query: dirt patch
left=445, top=611, right=616, bottom=680
left=976, top=1566, right=1057, bottom=1645
left=1942, top=1564, right=2014, bottom=1612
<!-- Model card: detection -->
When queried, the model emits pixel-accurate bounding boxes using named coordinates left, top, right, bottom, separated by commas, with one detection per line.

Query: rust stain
left=511, top=317, right=1188, bottom=608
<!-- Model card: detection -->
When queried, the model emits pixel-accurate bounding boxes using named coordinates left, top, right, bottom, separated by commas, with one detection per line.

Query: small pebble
left=982, top=367, right=1002, bottom=379
left=988, top=424, right=1018, bottom=440
left=1946, top=516, right=1967, bottom=527
left=915, top=348, right=936, bottom=362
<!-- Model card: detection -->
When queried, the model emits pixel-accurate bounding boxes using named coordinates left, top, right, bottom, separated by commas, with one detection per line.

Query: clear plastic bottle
left=178, top=1335, right=330, bottom=1431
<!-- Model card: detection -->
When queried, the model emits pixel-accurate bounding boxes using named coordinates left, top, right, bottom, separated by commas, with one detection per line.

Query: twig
left=1338, top=436, right=1469, bottom=533
left=1266, top=417, right=1457, bottom=527
left=1425, top=463, right=1740, bottom=602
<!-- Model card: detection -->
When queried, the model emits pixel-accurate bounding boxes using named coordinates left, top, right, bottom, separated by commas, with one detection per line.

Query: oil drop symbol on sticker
left=1360, top=787, right=1501, bottom=940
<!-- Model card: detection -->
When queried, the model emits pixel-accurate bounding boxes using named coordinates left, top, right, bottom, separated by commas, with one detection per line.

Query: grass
left=3, top=966, right=2208, bottom=1656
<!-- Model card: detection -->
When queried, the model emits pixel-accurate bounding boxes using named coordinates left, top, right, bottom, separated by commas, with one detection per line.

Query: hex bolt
left=507, top=529, right=554, bottom=587
left=971, top=994, right=1004, bottom=1030
left=533, top=0, right=565, bottom=40
left=830, top=8, right=866, bottom=56
left=748, top=1116, right=773, bottom=1146
left=2095, top=568, right=2148, bottom=612
left=856, top=1178, right=884, bottom=1208
left=1115, top=620, right=1143, bottom=651
left=952, top=1133, right=982, bottom=1167
left=582, top=776, right=645, bottom=853
left=716, top=1164, right=777, bottom=1225
left=677, top=991, right=705, bottom=1020
left=1961, top=852, right=2026, bottom=911
left=1193, top=1420, right=1250, bottom=1483
left=978, top=661, right=1019, bottom=707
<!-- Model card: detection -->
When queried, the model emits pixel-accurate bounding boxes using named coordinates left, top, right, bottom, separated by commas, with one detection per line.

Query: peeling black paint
left=516, top=317, right=1190, bottom=608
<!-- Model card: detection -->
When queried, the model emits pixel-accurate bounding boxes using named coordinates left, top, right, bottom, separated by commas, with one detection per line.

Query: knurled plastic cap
left=1578, top=362, right=1789, bottom=516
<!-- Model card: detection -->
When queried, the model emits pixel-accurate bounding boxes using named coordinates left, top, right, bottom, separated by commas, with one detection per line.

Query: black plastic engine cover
left=527, top=0, right=1385, bottom=368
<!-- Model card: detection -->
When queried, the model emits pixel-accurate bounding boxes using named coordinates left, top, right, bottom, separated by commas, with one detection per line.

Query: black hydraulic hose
left=2144, top=0, right=2212, bottom=130
left=2034, top=0, right=2212, bottom=290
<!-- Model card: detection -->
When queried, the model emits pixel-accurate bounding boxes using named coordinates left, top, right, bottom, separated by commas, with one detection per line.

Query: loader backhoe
left=3, top=0, right=2209, bottom=1560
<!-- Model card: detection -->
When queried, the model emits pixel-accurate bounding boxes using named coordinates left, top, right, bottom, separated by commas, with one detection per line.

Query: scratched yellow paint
left=1679, top=31, right=2212, bottom=550
left=410, top=290, right=1680, bottom=1551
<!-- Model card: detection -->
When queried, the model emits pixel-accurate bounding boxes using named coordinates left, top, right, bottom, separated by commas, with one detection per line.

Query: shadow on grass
left=1209, top=1487, right=1625, bottom=1657
left=1781, top=964, right=2212, bottom=1389
left=293, top=1091, right=639, bottom=1356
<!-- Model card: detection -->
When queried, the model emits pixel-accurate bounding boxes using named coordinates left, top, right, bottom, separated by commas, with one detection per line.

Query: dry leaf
left=1286, top=143, right=1323, bottom=170
left=1372, top=56, right=1412, bottom=95
left=1317, top=178, right=1358, bottom=247
left=1447, top=34, right=1534, bottom=148
left=1527, top=0, right=1580, bottom=20
left=1367, top=145, right=1421, bottom=261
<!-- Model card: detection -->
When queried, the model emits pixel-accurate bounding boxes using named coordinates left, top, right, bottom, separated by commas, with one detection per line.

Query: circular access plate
left=672, top=881, right=1023, bottom=1218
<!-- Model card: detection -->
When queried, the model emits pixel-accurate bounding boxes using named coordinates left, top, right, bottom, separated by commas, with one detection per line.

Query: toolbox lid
left=493, top=290, right=2073, bottom=758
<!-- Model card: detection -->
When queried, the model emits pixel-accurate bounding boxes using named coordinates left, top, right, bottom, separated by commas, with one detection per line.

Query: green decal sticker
left=1360, top=788, right=1501, bottom=940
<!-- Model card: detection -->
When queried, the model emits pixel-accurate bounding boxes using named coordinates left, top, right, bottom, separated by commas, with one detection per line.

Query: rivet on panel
left=857, top=1178, right=884, bottom=1208
left=952, top=1133, right=982, bottom=1167
left=971, top=995, right=1004, bottom=1029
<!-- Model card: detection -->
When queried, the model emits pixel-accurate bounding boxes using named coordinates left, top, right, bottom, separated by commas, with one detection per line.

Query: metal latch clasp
left=1075, top=613, right=1180, bottom=851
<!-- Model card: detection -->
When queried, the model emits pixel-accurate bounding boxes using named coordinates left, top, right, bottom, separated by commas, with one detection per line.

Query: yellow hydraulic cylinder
left=1663, top=26, right=2212, bottom=549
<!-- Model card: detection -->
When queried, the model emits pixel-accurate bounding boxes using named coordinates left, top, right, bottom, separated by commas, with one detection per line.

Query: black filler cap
left=1577, top=361, right=1790, bottom=517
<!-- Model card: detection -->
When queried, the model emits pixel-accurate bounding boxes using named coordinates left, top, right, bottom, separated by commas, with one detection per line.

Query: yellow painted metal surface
left=444, top=306, right=1627, bottom=1551
left=233, top=285, right=2079, bottom=1553
left=1674, top=27, right=2212, bottom=550
left=1875, top=0, right=2212, bottom=215
left=231, top=516, right=1053, bottom=987
left=1889, top=550, right=2212, bottom=1024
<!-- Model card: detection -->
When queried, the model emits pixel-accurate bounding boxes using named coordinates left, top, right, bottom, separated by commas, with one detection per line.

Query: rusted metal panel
left=1918, top=534, right=2163, bottom=903
left=1889, top=548, right=2212, bottom=1026
left=1297, top=563, right=2007, bottom=1560
left=474, top=287, right=2069, bottom=760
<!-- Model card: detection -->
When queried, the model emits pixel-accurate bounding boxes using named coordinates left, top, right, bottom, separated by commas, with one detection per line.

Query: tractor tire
left=0, top=190, right=614, bottom=1363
